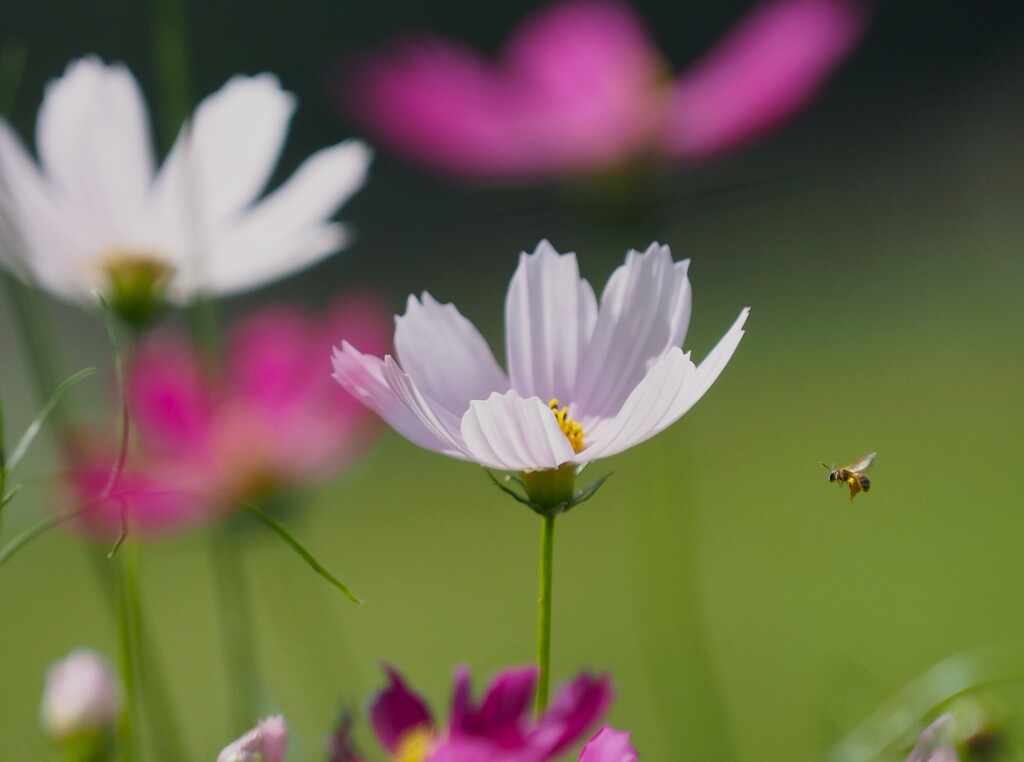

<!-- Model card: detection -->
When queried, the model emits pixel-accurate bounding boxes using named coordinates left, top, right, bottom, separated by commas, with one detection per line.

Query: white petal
left=504, top=240, right=597, bottom=403
left=0, top=121, right=91, bottom=299
left=581, top=308, right=748, bottom=460
left=158, top=73, right=296, bottom=229
left=35, top=57, right=155, bottom=241
left=194, top=139, right=371, bottom=297
left=331, top=342, right=464, bottom=457
left=574, top=243, right=691, bottom=421
left=394, top=292, right=509, bottom=419
left=461, top=391, right=577, bottom=471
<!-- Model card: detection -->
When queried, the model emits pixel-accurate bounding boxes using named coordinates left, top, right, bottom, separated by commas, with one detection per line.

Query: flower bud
left=218, top=716, right=289, bottom=762
left=40, top=649, right=121, bottom=759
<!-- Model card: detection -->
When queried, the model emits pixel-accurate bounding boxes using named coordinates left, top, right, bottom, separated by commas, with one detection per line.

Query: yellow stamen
left=548, top=399, right=585, bottom=453
left=394, top=726, right=434, bottom=762
left=99, top=251, right=174, bottom=327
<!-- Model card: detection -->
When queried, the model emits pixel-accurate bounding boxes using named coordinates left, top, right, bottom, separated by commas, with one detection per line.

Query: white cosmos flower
left=332, top=240, right=748, bottom=473
left=0, top=55, right=371, bottom=305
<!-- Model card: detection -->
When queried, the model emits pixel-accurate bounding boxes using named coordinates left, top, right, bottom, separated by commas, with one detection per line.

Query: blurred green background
left=2, top=1, right=1023, bottom=760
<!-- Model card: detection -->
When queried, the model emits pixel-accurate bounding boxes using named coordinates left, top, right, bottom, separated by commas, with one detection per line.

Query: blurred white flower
left=218, top=716, right=289, bottom=762
left=0, top=56, right=371, bottom=314
left=40, top=649, right=121, bottom=740
left=908, top=715, right=960, bottom=762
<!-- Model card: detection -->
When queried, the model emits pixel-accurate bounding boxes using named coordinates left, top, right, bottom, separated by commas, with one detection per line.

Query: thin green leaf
left=5, top=367, right=97, bottom=473
left=237, top=500, right=361, bottom=605
left=1, top=484, right=22, bottom=508
left=96, top=295, right=130, bottom=502
left=0, top=508, right=83, bottom=567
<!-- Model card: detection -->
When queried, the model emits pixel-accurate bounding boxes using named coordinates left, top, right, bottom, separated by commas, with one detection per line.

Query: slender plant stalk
left=535, top=513, right=556, bottom=715
left=115, top=541, right=141, bottom=762
left=211, top=525, right=259, bottom=735
left=88, top=551, right=186, bottom=762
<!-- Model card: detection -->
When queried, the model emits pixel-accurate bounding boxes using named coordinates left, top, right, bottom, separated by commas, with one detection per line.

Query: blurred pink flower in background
left=358, top=664, right=616, bottom=761
left=70, top=294, right=391, bottom=538
left=343, top=0, right=866, bottom=182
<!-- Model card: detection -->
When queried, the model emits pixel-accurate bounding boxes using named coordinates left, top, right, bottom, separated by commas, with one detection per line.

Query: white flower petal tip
left=334, top=241, right=748, bottom=474
left=217, top=716, right=289, bottom=762
left=40, top=649, right=122, bottom=740
left=0, top=55, right=371, bottom=309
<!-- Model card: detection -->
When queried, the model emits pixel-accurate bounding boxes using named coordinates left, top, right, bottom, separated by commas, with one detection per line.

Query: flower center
left=101, top=252, right=174, bottom=327
left=393, top=726, right=434, bottom=762
left=548, top=399, right=585, bottom=453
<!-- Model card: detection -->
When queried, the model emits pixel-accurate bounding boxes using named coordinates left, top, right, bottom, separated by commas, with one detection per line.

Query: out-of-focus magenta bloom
left=218, top=716, right=289, bottom=762
left=71, top=295, right=390, bottom=538
left=345, top=0, right=865, bottom=181
left=367, top=665, right=614, bottom=761
left=577, top=726, right=637, bottom=762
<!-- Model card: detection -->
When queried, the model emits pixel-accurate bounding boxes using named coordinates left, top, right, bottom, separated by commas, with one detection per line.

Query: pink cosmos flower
left=71, top=294, right=390, bottom=538
left=577, top=727, right=638, bottom=762
left=907, top=716, right=960, bottom=762
left=344, top=0, right=865, bottom=181
left=362, top=665, right=616, bottom=761
left=218, top=716, right=289, bottom=762
left=333, top=241, right=746, bottom=488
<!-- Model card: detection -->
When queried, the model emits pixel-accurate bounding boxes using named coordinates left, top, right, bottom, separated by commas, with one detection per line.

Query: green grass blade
left=238, top=500, right=362, bottom=605
left=5, top=367, right=97, bottom=473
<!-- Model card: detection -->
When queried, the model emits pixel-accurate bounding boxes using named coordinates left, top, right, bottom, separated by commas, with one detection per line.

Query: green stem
left=535, top=513, right=556, bottom=715
left=152, top=0, right=192, bottom=153
left=115, top=542, right=141, bottom=762
left=89, top=551, right=186, bottom=762
left=211, top=525, right=259, bottom=735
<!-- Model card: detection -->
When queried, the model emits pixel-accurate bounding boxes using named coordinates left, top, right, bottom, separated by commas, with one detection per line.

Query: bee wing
left=845, top=452, right=877, bottom=473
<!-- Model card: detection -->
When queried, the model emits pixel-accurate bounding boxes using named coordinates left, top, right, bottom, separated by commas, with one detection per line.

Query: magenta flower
left=345, top=0, right=865, bottom=181
left=366, top=665, right=613, bottom=761
left=578, top=727, right=637, bottom=762
left=218, top=716, right=289, bottom=762
left=71, top=294, right=390, bottom=537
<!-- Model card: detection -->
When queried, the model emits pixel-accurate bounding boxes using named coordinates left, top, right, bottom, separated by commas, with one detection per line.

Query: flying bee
left=820, top=452, right=876, bottom=502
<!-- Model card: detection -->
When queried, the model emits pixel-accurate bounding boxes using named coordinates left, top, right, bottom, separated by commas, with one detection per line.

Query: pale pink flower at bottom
left=907, top=715, right=959, bottom=762
left=218, top=716, right=289, bottom=762
left=40, top=649, right=122, bottom=741
left=69, top=294, right=391, bottom=538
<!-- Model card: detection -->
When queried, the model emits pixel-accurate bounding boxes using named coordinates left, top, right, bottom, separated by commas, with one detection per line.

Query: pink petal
left=395, top=293, right=508, bottom=419
left=583, top=308, right=748, bottom=461
left=574, top=244, right=691, bottom=424
left=531, top=672, right=613, bottom=757
left=332, top=343, right=464, bottom=457
left=505, top=240, right=597, bottom=403
left=460, top=391, right=577, bottom=471
left=217, top=716, right=289, bottom=762
left=449, top=666, right=536, bottom=744
left=128, top=337, right=212, bottom=455
left=578, top=726, right=638, bottom=762
left=907, top=715, right=960, bottom=762
left=370, top=666, right=434, bottom=754
left=666, top=0, right=866, bottom=158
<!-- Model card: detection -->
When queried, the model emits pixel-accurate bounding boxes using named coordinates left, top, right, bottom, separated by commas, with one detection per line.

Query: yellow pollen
left=394, top=726, right=434, bottom=762
left=549, top=399, right=586, bottom=453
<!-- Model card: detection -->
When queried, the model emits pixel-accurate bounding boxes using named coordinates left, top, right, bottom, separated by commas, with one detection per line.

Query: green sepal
left=486, top=468, right=613, bottom=517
